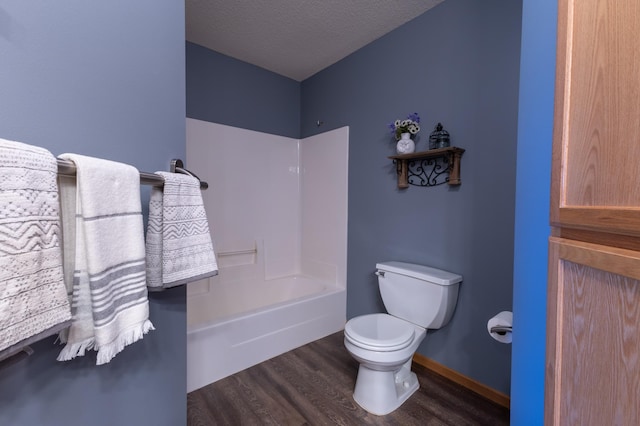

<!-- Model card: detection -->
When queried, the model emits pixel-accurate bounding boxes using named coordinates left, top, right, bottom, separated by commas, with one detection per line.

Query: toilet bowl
left=344, top=262, right=462, bottom=416
left=344, top=313, right=427, bottom=415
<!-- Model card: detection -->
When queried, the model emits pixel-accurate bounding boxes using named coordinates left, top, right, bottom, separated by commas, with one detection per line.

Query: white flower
left=389, top=113, right=421, bottom=140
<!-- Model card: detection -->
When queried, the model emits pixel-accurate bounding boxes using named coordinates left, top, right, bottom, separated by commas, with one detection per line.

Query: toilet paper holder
left=490, top=325, right=512, bottom=336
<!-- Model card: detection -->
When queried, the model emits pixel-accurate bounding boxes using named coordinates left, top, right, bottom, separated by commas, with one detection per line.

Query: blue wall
left=186, top=42, right=301, bottom=138
left=300, top=0, right=522, bottom=395
left=0, top=2, right=187, bottom=425
left=511, top=0, right=557, bottom=423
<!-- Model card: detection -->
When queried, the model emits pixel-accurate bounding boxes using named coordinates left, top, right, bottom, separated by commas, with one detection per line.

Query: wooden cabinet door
left=546, top=0, right=640, bottom=424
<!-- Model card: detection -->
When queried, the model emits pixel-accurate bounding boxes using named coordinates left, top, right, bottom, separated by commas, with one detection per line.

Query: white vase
left=396, top=132, right=415, bottom=154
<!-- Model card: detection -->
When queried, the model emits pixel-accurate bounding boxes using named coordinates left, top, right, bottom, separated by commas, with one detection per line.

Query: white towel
left=57, top=154, right=153, bottom=365
left=0, top=138, right=72, bottom=362
left=146, top=172, right=217, bottom=291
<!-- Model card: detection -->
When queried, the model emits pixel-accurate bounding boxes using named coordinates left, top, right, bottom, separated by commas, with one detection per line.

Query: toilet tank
left=376, top=261, right=462, bottom=329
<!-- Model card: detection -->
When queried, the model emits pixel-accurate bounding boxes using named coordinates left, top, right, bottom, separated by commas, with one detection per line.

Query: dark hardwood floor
left=187, top=331, right=510, bottom=425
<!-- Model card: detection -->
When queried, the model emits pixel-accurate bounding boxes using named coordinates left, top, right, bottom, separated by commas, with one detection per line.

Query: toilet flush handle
left=375, top=270, right=385, bottom=277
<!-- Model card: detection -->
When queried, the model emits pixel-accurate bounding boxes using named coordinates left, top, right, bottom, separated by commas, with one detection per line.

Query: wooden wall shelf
left=389, top=147, right=465, bottom=189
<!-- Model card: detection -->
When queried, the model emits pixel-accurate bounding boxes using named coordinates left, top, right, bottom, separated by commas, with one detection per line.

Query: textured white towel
left=0, top=138, right=72, bottom=362
left=57, top=154, right=153, bottom=365
left=146, top=172, right=217, bottom=290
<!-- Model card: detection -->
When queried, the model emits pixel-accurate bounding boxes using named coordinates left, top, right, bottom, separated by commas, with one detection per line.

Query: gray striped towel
left=57, top=154, right=153, bottom=365
left=0, top=138, right=72, bottom=362
left=146, top=171, right=217, bottom=291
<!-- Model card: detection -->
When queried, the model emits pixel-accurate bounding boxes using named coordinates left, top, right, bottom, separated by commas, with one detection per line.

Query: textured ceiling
left=186, top=0, right=444, bottom=81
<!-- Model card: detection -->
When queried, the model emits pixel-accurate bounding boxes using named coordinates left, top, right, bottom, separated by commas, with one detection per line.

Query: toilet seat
left=345, top=314, right=415, bottom=352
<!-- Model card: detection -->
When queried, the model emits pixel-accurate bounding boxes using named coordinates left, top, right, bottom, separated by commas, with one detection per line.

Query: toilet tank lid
left=376, top=261, right=462, bottom=285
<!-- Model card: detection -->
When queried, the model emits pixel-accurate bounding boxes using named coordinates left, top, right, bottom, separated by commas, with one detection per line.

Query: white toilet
left=344, top=261, right=462, bottom=416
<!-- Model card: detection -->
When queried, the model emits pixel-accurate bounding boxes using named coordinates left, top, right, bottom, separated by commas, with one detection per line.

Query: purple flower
left=388, top=113, right=421, bottom=140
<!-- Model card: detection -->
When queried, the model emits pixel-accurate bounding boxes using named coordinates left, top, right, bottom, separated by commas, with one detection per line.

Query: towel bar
left=57, top=158, right=208, bottom=189
left=217, top=248, right=258, bottom=257
left=170, top=159, right=208, bottom=189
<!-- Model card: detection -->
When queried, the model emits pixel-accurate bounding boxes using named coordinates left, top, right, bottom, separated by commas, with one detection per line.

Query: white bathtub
left=186, top=275, right=346, bottom=392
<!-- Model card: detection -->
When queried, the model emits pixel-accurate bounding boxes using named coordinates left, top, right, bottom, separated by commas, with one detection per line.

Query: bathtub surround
left=185, top=120, right=348, bottom=391
left=145, top=172, right=218, bottom=291
left=186, top=120, right=348, bottom=287
left=0, top=1, right=187, bottom=425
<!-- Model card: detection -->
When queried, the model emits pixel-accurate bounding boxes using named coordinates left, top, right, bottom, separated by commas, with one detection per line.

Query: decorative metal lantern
left=429, top=123, right=450, bottom=150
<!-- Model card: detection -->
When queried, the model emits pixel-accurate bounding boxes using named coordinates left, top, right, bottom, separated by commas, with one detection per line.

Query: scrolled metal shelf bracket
left=407, top=156, right=450, bottom=187
left=389, top=147, right=465, bottom=190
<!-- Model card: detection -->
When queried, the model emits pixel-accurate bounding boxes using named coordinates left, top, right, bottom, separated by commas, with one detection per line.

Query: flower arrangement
left=388, top=112, right=421, bottom=140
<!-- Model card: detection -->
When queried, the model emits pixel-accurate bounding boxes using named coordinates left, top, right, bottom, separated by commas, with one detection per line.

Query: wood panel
left=552, top=236, right=640, bottom=280
left=545, top=240, right=562, bottom=426
left=547, top=238, right=640, bottom=425
left=561, top=227, right=640, bottom=253
left=557, top=207, right=640, bottom=238
left=546, top=263, right=640, bottom=426
left=560, top=0, right=640, bottom=208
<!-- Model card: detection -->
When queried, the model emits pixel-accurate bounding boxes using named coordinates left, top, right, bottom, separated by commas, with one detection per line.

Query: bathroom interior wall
left=300, top=0, right=522, bottom=395
left=185, top=0, right=521, bottom=398
left=186, top=42, right=301, bottom=139
left=0, top=2, right=187, bottom=426
left=511, top=0, right=556, bottom=422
